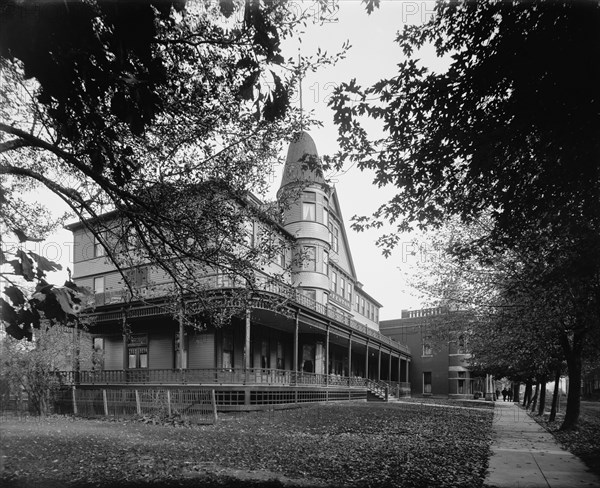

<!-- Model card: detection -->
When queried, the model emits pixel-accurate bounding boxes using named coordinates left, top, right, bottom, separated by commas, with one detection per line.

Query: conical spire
left=279, top=131, right=325, bottom=190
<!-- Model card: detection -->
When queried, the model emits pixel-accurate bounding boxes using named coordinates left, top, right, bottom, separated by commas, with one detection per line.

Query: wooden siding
left=149, top=333, right=174, bottom=369
left=188, top=332, right=215, bottom=369
left=104, top=336, right=123, bottom=370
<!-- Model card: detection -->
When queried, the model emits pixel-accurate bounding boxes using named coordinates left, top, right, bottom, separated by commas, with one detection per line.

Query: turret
left=277, top=132, right=331, bottom=307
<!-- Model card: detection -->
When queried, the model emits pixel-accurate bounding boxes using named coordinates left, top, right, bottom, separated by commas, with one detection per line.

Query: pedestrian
left=495, top=388, right=501, bottom=401
left=507, top=386, right=513, bottom=402
left=501, top=387, right=508, bottom=401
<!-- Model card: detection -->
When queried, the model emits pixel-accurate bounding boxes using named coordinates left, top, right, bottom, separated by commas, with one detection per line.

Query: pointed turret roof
left=279, top=131, right=326, bottom=190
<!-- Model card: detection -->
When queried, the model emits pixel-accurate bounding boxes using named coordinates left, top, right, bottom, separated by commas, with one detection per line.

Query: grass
left=530, top=400, right=600, bottom=477
left=0, top=400, right=493, bottom=488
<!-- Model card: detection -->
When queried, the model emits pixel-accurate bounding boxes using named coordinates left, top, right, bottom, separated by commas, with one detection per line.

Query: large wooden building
left=64, top=132, right=411, bottom=410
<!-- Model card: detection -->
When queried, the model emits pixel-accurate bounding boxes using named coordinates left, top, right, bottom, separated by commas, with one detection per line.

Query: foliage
left=0, top=325, right=91, bottom=415
left=0, top=0, right=345, bottom=337
left=0, top=402, right=493, bottom=488
left=331, top=0, right=600, bottom=429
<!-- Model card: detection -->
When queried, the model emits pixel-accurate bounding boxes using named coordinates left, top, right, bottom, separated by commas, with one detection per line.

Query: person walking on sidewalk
left=501, top=387, right=508, bottom=401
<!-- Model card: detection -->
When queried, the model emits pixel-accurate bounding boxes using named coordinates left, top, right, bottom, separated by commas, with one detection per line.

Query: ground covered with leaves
left=1, top=401, right=493, bottom=488
left=532, top=401, right=600, bottom=477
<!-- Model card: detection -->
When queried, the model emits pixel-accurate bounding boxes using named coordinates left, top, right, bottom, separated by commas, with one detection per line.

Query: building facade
left=380, top=308, right=485, bottom=398
left=64, top=132, right=411, bottom=409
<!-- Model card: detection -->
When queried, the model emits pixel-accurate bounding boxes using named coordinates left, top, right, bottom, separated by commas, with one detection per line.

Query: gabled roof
left=329, top=186, right=357, bottom=281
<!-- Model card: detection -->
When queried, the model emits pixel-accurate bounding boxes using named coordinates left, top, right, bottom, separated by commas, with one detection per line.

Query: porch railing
left=58, top=368, right=408, bottom=390
left=90, top=274, right=410, bottom=354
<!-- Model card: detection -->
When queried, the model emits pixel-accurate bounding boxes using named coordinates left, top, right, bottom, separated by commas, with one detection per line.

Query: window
left=244, top=221, right=255, bottom=247
left=332, top=226, right=339, bottom=252
left=94, top=276, right=105, bottom=294
left=93, top=236, right=105, bottom=257
left=423, top=335, right=432, bottom=356
left=279, top=247, right=286, bottom=268
left=355, top=295, right=360, bottom=311
left=348, top=284, right=352, bottom=306
left=323, top=250, right=329, bottom=275
left=125, top=267, right=148, bottom=287
left=223, top=331, right=233, bottom=370
left=302, top=202, right=316, bottom=221
left=304, top=191, right=316, bottom=201
left=302, top=289, right=316, bottom=302
left=302, top=246, right=316, bottom=271
left=340, top=277, right=345, bottom=299
left=323, top=207, right=329, bottom=228
left=458, top=334, right=467, bottom=354
left=92, top=337, right=104, bottom=370
left=276, top=341, right=284, bottom=370
left=261, top=339, right=270, bottom=369
left=127, top=335, right=148, bottom=369
left=361, top=297, right=365, bottom=315
left=423, top=372, right=432, bottom=394
left=331, top=271, right=337, bottom=293
left=374, top=307, right=378, bottom=323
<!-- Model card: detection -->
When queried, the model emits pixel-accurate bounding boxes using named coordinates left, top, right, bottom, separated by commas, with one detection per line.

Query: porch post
left=407, top=360, right=410, bottom=383
left=294, top=310, right=299, bottom=384
left=245, top=309, right=251, bottom=382
left=377, top=346, right=381, bottom=381
left=348, top=332, right=353, bottom=383
left=179, top=298, right=185, bottom=371
left=326, top=323, right=330, bottom=387
left=397, top=355, right=401, bottom=383
left=122, top=310, right=128, bottom=373
left=388, top=350, right=392, bottom=382
left=365, top=339, right=369, bottom=380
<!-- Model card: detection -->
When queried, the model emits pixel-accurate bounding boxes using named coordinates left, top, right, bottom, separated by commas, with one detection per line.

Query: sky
left=38, top=0, right=441, bottom=320
left=273, top=0, right=442, bottom=318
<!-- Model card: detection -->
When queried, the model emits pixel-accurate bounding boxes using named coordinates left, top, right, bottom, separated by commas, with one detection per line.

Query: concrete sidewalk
left=484, top=401, right=599, bottom=488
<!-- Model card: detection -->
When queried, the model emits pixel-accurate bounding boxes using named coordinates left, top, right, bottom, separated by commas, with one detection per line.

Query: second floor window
left=423, top=335, right=432, bottom=356
left=303, top=202, right=316, bottom=221
left=303, top=246, right=316, bottom=271
left=94, top=276, right=105, bottom=294
left=331, top=271, right=337, bottom=293
left=323, top=250, right=329, bottom=275
left=340, top=277, right=345, bottom=299
left=93, top=236, right=105, bottom=257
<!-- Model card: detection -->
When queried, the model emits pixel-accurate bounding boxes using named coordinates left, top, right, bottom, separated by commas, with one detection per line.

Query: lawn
left=0, top=401, right=493, bottom=488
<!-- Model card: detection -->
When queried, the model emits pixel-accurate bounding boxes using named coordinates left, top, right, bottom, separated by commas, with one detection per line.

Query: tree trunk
left=549, top=366, right=561, bottom=422
left=537, top=375, right=547, bottom=416
left=530, top=382, right=539, bottom=411
left=561, top=350, right=582, bottom=430
left=523, top=381, right=532, bottom=407
left=513, top=382, right=520, bottom=403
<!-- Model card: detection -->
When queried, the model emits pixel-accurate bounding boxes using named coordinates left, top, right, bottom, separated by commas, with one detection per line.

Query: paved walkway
left=484, top=401, right=600, bottom=488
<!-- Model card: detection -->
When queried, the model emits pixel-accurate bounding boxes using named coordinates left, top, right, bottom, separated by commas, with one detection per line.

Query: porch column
left=365, top=339, right=369, bottom=380
left=348, top=332, right=353, bottom=380
left=294, top=311, right=299, bottom=380
left=122, top=312, right=128, bottom=372
left=326, top=323, right=330, bottom=387
left=406, top=360, right=410, bottom=383
left=179, top=299, right=185, bottom=371
left=244, top=309, right=251, bottom=371
left=397, top=355, right=401, bottom=383
left=377, top=346, right=381, bottom=381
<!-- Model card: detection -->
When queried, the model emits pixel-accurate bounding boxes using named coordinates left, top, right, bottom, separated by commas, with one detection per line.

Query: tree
left=0, top=324, right=91, bottom=415
left=1, top=1, right=341, bottom=338
left=331, top=0, right=600, bottom=430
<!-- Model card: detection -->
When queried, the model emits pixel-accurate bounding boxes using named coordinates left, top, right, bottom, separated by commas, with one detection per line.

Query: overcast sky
left=39, top=0, right=441, bottom=320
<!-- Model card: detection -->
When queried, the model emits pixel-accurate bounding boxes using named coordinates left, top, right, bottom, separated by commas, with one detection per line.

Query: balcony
left=85, top=273, right=409, bottom=354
